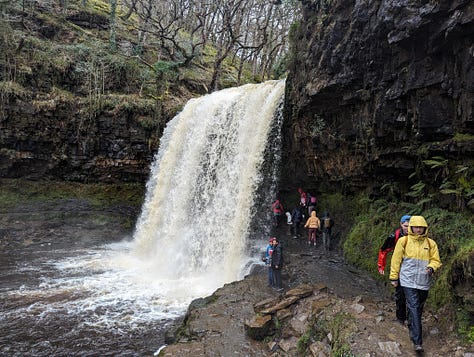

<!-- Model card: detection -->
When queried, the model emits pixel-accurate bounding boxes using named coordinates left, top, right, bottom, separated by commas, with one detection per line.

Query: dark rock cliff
left=1, top=0, right=473, bottom=190
left=282, top=0, right=474, bottom=194
left=0, top=4, right=192, bottom=183
left=1, top=96, right=158, bottom=182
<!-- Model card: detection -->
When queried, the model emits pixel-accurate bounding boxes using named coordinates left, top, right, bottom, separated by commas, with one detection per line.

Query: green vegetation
left=457, top=308, right=474, bottom=344
left=0, top=81, right=28, bottom=99
left=1, top=0, right=292, bottom=133
left=342, top=193, right=474, bottom=343
left=310, top=114, right=326, bottom=138
left=453, top=133, right=474, bottom=142
left=297, top=311, right=356, bottom=356
left=1, top=0, right=289, bottom=92
left=0, top=178, right=145, bottom=212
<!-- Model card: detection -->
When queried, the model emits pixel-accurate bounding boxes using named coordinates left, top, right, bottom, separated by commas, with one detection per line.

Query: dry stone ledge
left=290, top=312, right=309, bottom=335
left=285, top=283, right=314, bottom=298
left=246, top=284, right=320, bottom=341
left=378, top=341, right=402, bottom=355
left=254, top=297, right=280, bottom=313
left=350, top=303, right=365, bottom=314
left=244, top=314, right=274, bottom=341
left=260, top=295, right=300, bottom=315
left=259, top=284, right=316, bottom=315
left=279, top=336, right=299, bottom=352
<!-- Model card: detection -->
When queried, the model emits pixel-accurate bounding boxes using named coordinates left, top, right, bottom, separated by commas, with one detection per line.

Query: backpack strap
left=402, top=236, right=407, bottom=248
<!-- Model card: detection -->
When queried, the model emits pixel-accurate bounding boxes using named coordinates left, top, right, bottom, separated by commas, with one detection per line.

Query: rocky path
left=1, top=201, right=471, bottom=356
left=163, top=231, right=472, bottom=357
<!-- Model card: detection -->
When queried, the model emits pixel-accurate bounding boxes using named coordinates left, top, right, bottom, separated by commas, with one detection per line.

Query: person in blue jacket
left=263, top=237, right=275, bottom=287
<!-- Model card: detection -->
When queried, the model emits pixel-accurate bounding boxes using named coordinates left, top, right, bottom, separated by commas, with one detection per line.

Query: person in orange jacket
left=304, top=210, right=320, bottom=246
left=377, top=215, right=411, bottom=325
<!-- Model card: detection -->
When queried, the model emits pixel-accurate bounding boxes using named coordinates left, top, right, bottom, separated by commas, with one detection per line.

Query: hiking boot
left=414, top=345, right=424, bottom=352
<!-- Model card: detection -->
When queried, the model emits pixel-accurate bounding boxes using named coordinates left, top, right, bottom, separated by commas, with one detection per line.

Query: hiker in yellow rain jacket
left=389, top=215, right=442, bottom=353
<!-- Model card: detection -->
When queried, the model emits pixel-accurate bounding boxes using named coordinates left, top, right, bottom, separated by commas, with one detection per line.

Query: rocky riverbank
left=162, top=233, right=473, bottom=357
left=0, top=197, right=472, bottom=356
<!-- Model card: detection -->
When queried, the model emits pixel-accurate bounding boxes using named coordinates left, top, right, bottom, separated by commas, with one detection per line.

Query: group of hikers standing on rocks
left=265, top=188, right=334, bottom=292
left=266, top=188, right=442, bottom=354
left=270, top=188, right=334, bottom=251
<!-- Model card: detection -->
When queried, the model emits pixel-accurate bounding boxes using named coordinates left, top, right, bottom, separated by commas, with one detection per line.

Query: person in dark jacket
left=307, top=193, right=317, bottom=216
left=378, top=214, right=410, bottom=325
left=270, top=237, right=284, bottom=292
left=291, top=205, right=303, bottom=237
left=320, top=212, right=334, bottom=251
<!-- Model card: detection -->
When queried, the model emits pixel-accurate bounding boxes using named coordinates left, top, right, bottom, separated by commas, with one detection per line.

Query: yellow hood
left=408, top=215, right=429, bottom=239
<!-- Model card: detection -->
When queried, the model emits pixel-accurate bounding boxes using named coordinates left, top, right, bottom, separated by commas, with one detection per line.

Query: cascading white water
left=0, top=80, right=285, bottom=356
left=131, top=79, right=285, bottom=293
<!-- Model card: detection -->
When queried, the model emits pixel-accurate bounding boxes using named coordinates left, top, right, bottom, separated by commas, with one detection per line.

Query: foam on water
left=2, top=80, right=285, bottom=335
left=130, top=79, right=286, bottom=291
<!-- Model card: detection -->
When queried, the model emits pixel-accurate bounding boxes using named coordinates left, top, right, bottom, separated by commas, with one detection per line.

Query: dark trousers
left=273, top=213, right=281, bottom=227
left=322, top=229, right=331, bottom=251
left=267, top=267, right=273, bottom=287
left=308, top=228, right=317, bottom=243
left=403, top=287, right=429, bottom=345
left=272, top=268, right=282, bottom=289
left=394, top=283, right=407, bottom=321
left=292, top=222, right=301, bottom=236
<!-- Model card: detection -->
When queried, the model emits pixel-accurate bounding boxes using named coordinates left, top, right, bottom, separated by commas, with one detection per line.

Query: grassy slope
left=335, top=194, right=474, bottom=344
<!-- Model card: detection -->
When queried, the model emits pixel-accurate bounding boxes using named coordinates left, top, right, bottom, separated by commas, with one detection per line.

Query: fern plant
left=423, top=156, right=449, bottom=182
left=439, top=165, right=474, bottom=211
left=407, top=181, right=426, bottom=198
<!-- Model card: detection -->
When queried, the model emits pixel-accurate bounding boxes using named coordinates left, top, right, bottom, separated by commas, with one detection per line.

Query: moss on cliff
left=0, top=178, right=144, bottom=212
left=342, top=194, right=474, bottom=343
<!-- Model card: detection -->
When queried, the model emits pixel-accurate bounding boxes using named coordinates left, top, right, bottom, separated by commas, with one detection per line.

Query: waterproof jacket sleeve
left=271, top=245, right=283, bottom=268
left=378, top=231, right=397, bottom=271
left=304, top=217, right=310, bottom=228
left=389, top=237, right=405, bottom=281
left=426, top=239, right=442, bottom=272
left=390, top=237, right=442, bottom=289
left=377, top=250, right=388, bottom=272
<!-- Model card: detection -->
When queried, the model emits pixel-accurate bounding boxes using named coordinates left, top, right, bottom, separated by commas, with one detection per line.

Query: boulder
left=244, top=314, right=274, bottom=340
left=309, top=341, right=331, bottom=357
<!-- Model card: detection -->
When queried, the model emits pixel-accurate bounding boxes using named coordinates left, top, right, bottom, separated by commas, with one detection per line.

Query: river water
left=0, top=80, right=285, bottom=356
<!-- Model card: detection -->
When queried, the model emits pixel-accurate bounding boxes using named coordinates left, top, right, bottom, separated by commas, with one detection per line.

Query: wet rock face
left=283, top=0, right=474, bottom=190
left=0, top=99, right=158, bottom=182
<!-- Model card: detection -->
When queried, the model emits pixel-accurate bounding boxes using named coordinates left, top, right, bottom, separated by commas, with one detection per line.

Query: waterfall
left=131, top=80, right=285, bottom=293
left=0, top=81, right=286, bottom=354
